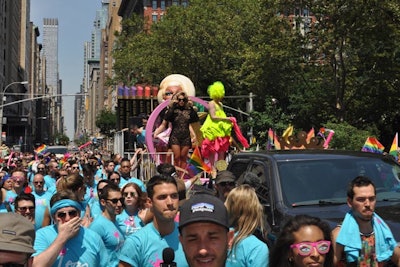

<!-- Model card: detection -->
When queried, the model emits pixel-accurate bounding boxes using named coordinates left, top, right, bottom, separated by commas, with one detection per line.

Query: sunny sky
left=30, top=0, right=101, bottom=139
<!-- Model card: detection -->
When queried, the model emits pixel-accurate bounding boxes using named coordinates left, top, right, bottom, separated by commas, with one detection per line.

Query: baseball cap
left=179, top=193, right=229, bottom=231
left=0, top=213, right=35, bottom=253
left=215, top=170, right=236, bottom=184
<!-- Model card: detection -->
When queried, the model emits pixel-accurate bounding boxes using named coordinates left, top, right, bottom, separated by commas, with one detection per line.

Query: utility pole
left=0, top=81, right=28, bottom=145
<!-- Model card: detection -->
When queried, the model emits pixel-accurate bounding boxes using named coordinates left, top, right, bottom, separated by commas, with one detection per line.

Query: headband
left=50, top=199, right=82, bottom=216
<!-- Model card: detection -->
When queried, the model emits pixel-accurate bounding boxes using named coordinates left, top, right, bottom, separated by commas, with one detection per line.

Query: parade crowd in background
left=1, top=77, right=400, bottom=267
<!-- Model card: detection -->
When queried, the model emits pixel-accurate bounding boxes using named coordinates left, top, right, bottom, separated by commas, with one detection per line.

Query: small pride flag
left=34, top=144, right=48, bottom=155
left=187, top=146, right=211, bottom=174
left=267, top=128, right=274, bottom=150
left=361, top=137, right=384, bottom=154
left=389, top=133, right=398, bottom=161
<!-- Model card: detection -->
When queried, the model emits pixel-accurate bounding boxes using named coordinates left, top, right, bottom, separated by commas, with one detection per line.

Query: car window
left=278, top=158, right=400, bottom=206
left=47, top=146, right=68, bottom=155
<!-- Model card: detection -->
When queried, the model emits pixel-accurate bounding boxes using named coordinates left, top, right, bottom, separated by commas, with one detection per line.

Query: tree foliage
left=95, top=109, right=117, bottom=137
left=112, top=0, right=400, bottom=150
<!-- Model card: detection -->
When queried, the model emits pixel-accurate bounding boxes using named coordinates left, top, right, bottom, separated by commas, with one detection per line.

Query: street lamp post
left=0, top=81, right=28, bottom=146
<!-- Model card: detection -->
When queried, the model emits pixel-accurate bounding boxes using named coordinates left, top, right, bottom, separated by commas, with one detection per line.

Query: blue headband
left=50, top=199, right=82, bottom=216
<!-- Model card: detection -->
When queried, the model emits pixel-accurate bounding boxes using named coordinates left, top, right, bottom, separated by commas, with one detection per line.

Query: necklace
left=360, top=230, right=374, bottom=237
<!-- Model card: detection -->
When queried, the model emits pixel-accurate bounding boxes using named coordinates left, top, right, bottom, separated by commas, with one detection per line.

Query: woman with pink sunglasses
left=270, top=215, right=334, bottom=267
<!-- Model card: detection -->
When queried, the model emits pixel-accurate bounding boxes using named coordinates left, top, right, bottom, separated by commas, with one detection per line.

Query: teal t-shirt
left=226, top=234, right=269, bottom=267
left=89, top=214, right=125, bottom=267
left=33, top=225, right=109, bottom=267
left=119, top=222, right=188, bottom=267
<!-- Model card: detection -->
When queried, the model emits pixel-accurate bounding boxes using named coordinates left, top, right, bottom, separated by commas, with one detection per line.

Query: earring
left=288, top=257, right=294, bottom=263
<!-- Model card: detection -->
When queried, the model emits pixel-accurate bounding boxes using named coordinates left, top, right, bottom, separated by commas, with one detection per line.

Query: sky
left=30, top=0, right=101, bottom=140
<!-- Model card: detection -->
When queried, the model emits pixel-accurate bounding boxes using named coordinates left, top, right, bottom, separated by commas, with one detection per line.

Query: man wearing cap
left=214, top=170, right=237, bottom=202
left=32, top=190, right=109, bottom=267
left=0, top=213, right=35, bottom=266
left=179, top=192, right=234, bottom=267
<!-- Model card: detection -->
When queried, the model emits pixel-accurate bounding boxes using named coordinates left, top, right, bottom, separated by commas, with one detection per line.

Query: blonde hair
left=224, top=184, right=265, bottom=250
left=57, top=173, right=84, bottom=192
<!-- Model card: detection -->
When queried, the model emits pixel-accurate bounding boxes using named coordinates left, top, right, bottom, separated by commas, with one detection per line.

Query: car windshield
left=47, top=147, right=68, bottom=154
left=278, top=157, right=400, bottom=207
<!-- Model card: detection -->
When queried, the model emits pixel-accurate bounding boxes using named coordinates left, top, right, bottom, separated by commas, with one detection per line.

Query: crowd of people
left=0, top=146, right=399, bottom=266
left=1, top=78, right=400, bottom=266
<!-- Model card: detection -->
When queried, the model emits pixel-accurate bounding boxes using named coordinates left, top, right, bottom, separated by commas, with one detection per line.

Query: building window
left=152, top=0, right=157, bottom=9
left=172, top=0, right=179, bottom=6
left=182, top=0, right=188, bottom=7
left=152, top=14, right=158, bottom=22
left=161, top=0, right=165, bottom=10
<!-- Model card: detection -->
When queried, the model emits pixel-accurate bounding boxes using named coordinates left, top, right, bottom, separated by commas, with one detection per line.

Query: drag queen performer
left=200, top=81, right=234, bottom=169
left=154, top=91, right=199, bottom=172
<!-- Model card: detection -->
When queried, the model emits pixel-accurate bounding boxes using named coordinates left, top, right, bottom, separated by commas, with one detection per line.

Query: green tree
left=111, top=0, right=400, bottom=148
left=95, top=109, right=117, bottom=137
left=53, top=132, right=69, bottom=145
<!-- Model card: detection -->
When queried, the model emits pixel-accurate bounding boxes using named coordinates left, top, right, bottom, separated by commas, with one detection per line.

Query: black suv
left=227, top=150, right=400, bottom=242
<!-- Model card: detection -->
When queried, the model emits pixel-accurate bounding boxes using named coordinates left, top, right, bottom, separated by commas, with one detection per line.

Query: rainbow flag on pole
left=389, top=133, right=398, bottom=160
left=267, top=128, right=274, bottom=150
left=34, top=144, right=48, bottom=155
left=187, top=146, right=211, bottom=174
left=361, top=137, right=384, bottom=154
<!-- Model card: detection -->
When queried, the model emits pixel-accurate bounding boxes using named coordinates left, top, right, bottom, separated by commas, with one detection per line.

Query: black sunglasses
left=17, top=206, right=35, bottom=212
left=106, top=198, right=124, bottom=204
left=56, top=210, right=78, bottom=219
left=123, top=192, right=138, bottom=198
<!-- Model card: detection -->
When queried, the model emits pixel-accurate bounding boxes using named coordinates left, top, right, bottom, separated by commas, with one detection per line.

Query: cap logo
left=191, top=202, right=215, bottom=213
left=2, top=230, right=16, bottom=235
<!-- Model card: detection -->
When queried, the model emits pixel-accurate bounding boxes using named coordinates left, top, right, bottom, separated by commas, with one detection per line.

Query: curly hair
left=269, top=215, right=334, bottom=267
left=208, top=81, right=225, bottom=100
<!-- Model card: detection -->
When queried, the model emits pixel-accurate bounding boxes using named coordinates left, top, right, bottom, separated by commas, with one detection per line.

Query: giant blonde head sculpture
left=157, top=74, right=196, bottom=104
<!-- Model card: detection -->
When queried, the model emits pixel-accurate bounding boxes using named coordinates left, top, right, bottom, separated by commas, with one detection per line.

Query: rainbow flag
left=389, top=133, right=398, bottom=160
left=34, top=144, right=48, bottom=155
left=59, top=153, right=71, bottom=166
left=273, top=132, right=281, bottom=150
left=267, top=128, right=274, bottom=150
left=361, top=137, right=384, bottom=154
left=187, top=146, right=211, bottom=174
left=306, top=128, right=315, bottom=143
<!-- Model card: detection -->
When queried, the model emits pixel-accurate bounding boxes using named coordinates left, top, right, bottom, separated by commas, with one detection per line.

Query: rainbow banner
left=34, top=144, right=48, bottom=155
left=267, top=128, right=274, bottom=150
left=361, top=137, right=384, bottom=154
left=389, top=133, right=398, bottom=160
left=187, top=146, right=211, bottom=174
